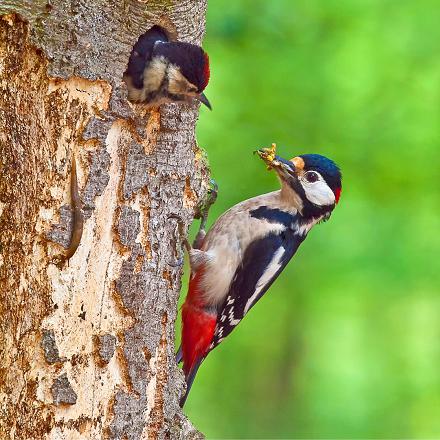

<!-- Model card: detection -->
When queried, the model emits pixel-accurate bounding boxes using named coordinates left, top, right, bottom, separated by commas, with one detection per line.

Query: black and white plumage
left=178, top=149, right=342, bottom=406
left=123, top=26, right=211, bottom=109
left=210, top=218, right=303, bottom=348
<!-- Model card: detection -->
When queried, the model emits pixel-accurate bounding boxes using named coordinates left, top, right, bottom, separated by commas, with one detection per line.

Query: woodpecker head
left=124, top=31, right=211, bottom=109
left=154, top=42, right=211, bottom=108
left=258, top=146, right=342, bottom=220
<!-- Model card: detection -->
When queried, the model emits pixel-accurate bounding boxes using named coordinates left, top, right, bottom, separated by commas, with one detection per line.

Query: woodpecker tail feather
left=175, top=345, right=183, bottom=364
left=180, top=359, right=203, bottom=407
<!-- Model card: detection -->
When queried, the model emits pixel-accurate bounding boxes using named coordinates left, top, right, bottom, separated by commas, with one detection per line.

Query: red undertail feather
left=181, top=267, right=216, bottom=376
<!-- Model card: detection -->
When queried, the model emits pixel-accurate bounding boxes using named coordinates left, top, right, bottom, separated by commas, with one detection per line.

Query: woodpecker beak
left=270, top=156, right=297, bottom=181
left=273, top=156, right=296, bottom=174
left=257, top=146, right=296, bottom=176
left=196, top=93, right=212, bottom=110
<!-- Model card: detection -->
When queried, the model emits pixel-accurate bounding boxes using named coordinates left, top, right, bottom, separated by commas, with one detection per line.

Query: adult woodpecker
left=176, top=144, right=342, bottom=406
left=123, top=25, right=211, bottom=109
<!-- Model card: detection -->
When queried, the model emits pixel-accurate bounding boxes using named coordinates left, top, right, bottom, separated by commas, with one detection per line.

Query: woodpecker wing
left=210, top=227, right=303, bottom=349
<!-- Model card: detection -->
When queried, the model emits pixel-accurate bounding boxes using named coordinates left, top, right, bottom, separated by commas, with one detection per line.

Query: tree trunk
left=0, top=2, right=208, bottom=439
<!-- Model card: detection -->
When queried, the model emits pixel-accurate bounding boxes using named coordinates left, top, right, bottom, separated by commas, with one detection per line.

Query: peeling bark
left=0, top=2, right=208, bottom=439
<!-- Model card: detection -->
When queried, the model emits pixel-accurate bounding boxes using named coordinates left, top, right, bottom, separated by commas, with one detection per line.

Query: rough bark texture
left=0, top=2, right=208, bottom=439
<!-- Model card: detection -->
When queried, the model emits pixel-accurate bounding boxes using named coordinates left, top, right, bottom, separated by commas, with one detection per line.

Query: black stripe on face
left=281, top=174, right=334, bottom=221
left=301, top=196, right=334, bottom=220
left=250, top=206, right=296, bottom=227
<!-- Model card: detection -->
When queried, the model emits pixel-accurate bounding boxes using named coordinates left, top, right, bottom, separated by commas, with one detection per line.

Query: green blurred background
left=178, top=0, right=440, bottom=438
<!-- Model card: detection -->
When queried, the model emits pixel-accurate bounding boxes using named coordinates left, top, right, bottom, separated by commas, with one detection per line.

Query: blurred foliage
left=177, top=0, right=440, bottom=438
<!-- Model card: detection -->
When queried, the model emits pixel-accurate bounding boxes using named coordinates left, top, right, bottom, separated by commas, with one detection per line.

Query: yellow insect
left=255, top=143, right=278, bottom=170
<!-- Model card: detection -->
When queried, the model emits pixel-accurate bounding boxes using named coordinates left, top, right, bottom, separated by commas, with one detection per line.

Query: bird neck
left=279, top=182, right=303, bottom=213
left=138, top=56, right=169, bottom=102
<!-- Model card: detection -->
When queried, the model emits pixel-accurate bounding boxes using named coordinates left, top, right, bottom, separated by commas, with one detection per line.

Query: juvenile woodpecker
left=177, top=145, right=342, bottom=406
left=123, top=26, right=211, bottom=109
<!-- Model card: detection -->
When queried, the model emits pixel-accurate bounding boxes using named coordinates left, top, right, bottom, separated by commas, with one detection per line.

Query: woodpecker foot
left=193, top=179, right=218, bottom=249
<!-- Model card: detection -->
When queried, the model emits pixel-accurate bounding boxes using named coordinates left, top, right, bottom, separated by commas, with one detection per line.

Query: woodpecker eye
left=305, top=171, right=320, bottom=183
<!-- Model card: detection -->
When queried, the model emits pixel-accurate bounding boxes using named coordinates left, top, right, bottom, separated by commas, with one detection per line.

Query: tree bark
left=0, top=2, right=208, bottom=439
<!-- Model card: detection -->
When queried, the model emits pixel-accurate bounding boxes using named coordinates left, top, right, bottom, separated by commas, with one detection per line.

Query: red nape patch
left=334, top=187, right=342, bottom=204
left=201, top=51, right=210, bottom=90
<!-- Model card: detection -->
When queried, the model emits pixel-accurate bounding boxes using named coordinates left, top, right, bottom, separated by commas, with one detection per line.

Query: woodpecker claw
left=195, top=179, right=218, bottom=220
left=193, top=179, right=218, bottom=249
left=167, top=256, right=185, bottom=268
left=167, top=179, right=218, bottom=266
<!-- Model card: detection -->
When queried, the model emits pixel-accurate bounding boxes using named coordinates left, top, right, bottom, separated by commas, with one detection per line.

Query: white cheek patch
left=167, top=64, right=195, bottom=95
left=301, top=178, right=335, bottom=206
left=143, top=56, right=167, bottom=93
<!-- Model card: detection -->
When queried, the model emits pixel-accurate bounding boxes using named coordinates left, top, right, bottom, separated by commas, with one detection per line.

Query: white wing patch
left=219, top=295, right=240, bottom=326
left=228, top=307, right=241, bottom=326
left=243, top=246, right=285, bottom=315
